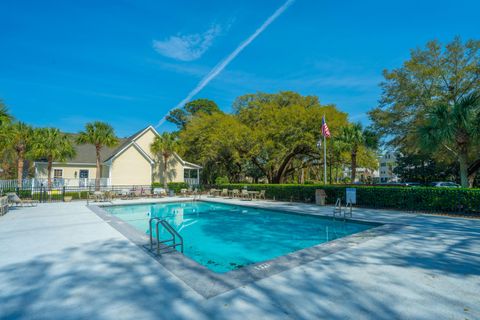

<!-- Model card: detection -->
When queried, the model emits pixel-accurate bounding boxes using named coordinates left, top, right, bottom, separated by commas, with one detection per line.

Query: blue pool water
left=104, top=201, right=374, bottom=273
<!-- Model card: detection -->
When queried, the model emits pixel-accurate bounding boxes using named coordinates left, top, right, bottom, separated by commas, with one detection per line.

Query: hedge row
left=151, top=182, right=190, bottom=193
left=213, top=184, right=480, bottom=214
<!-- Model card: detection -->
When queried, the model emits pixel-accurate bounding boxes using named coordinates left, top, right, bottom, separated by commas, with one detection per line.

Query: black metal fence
left=3, top=183, right=480, bottom=217
left=0, top=184, right=158, bottom=203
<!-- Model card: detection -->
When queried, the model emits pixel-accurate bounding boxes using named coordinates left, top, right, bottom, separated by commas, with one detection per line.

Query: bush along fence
left=152, top=182, right=190, bottom=194
left=214, top=184, right=480, bottom=215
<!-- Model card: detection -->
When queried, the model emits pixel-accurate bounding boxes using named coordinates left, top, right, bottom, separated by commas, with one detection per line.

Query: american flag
left=321, top=115, right=331, bottom=138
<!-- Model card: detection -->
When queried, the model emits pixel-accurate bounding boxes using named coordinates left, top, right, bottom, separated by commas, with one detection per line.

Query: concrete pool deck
left=0, top=198, right=479, bottom=319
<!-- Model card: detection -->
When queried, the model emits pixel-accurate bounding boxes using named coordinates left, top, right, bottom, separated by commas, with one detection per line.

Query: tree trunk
left=350, top=151, right=357, bottom=183
left=458, top=152, right=469, bottom=188
left=163, top=154, right=168, bottom=189
left=95, top=146, right=101, bottom=191
left=468, top=174, right=475, bottom=188
left=17, top=152, right=24, bottom=188
left=47, top=158, right=53, bottom=189
left=272, top=151, right=298, bottom=183
left=467, top=158, right=480, bottom=187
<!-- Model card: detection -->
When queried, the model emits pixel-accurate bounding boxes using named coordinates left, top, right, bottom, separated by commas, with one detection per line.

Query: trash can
left=315, top=189, right=327, bottom=205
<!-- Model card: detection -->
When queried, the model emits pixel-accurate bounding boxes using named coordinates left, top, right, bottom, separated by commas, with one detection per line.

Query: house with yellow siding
left=33, top=126, right=201, bottom=187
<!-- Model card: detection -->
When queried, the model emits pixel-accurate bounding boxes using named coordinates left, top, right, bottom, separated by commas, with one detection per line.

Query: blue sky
left=1, top=0, right=479, bottom=136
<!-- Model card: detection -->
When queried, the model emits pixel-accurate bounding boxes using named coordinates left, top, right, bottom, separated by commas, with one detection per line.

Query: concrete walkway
left=0, top=199, right=479, bottom=319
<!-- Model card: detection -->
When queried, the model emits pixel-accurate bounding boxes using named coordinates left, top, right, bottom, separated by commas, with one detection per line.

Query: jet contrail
left=156, top=0, right=296, bottom=128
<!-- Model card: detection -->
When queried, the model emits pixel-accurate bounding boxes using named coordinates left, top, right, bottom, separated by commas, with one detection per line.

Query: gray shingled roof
left=61, top=127, right=148, bottom=164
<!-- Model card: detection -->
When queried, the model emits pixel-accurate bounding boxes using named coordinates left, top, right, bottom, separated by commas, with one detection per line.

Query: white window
left=54, top=169, right=63, bottom=179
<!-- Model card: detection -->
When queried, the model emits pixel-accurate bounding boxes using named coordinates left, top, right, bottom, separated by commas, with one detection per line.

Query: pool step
left=148, top=217, right=184, bottom=255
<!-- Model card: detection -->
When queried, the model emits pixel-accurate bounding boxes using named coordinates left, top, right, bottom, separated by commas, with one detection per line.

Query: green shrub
left=167, top=182, right=189, bottom=193
left=215, top=176, right=229, bottom=184
left=64, top=191, right=89, bottom=200
left=213, top=183, right=480, bottom=214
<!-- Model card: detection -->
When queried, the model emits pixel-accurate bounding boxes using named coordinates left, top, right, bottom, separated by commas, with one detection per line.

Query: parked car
left=403, top=182, right=423, bottom=187
left=428, top=182, right=461, bottom=188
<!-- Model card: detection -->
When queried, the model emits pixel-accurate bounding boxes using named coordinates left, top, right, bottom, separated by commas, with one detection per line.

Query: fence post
left=40, top=184, right=43, bottom=203
left=87, top=185, right=90, bottom=205
left=62, top=186, right=65, bottom=202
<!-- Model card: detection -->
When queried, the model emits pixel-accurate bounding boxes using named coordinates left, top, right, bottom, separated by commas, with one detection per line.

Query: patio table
left=210, top=189, right=221, bottom=197
left=247, top=191, right=259, bottom=200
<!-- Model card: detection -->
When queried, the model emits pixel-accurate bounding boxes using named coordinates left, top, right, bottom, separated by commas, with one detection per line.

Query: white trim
left=133, top=125, right=159, bottom=142
left=132, top=141, right=155, bottom=164
left=184, top=161, right=202, bottom=169
left=145, top=125, right=161, bottom=138
left=141, top=125, right=202, bottom=169
left=108, top=164, right=112, bottom=179
left=104, top=142, right=133, bottom=163
left=172, top=152, right=203, bottom=169
left=106, top=141, right=155, bottom=165
left=103, top=126, right=155, bottom=163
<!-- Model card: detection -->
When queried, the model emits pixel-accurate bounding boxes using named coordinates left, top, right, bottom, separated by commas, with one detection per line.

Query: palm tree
left=77, top=122, right=118, bottom=189
left=339, top=123, right=378, bottom=182
left=419, top=93, right=480, bottom=187
left=31, top=128, right=75, bottom=188
left=150, top=132, right=179, bottom=189
left=0, top=122, right=34, bottom=187
left=0, top=101, right=13, bottom=126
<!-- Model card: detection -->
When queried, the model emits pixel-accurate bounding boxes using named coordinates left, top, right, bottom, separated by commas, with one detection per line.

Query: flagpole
left=323, top=115, right=327, bottom=185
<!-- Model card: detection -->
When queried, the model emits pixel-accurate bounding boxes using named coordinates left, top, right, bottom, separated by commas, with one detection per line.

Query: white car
left=429, top=182, right=461, bottom=188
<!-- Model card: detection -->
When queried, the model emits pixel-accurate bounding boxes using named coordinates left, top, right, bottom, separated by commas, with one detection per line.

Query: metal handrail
left=149, top=217, right=162, bottom=250
left=149, top=216, right=184, bottom=255
left=159, top=220, right=184, bottom=253
left=333, top=198, right=354, bottom=220
left=344, top=200, right=353, bottom=218
left=333, top=198, right=342, bottom=219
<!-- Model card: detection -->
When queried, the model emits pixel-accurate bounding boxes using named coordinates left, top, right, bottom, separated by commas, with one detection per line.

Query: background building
left=379, top=151, right=399, bottom=183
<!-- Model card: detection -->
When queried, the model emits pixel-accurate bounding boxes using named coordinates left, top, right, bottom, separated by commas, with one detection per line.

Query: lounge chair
left=6, top=193, right=39, bottom=207
left=143, top=188, right=153, bottom=198
left=221, top=188, right=228, bottom=197
left=257, top=190, right=266, bottom=200
left=133, top=188, right=142, bottom=198
left=1, top=196, right=9, bottom=215
left=240, top=189, right=251, bottom=200
left=119, top=189, right=134, bottom=200
left=94, top=191, right=106, bottom=202
left=208, top=188, right=219, bottom=197
left=231, top=189, right=239, bottom=198
left=153, top=188, right=167, bottom=197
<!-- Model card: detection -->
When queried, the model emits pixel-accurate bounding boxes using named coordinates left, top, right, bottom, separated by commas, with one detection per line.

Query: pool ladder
left=333, top=198, right=353, bottom=220
left=149, top=217, right=184, bottom=255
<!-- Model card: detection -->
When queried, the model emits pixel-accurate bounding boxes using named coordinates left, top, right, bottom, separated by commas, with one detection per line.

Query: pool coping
left=88, top=200, right=402, bottom=299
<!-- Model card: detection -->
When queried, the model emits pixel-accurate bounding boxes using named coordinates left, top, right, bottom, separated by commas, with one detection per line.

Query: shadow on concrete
left=1, top=204, right=479, bottom=319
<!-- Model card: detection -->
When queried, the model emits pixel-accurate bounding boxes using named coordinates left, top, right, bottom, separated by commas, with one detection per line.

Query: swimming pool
left=104, top=201, right=375, bottom=273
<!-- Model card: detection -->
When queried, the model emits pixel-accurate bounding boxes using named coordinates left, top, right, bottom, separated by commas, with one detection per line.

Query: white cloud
left=153, top=25, right=222, bottom=61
